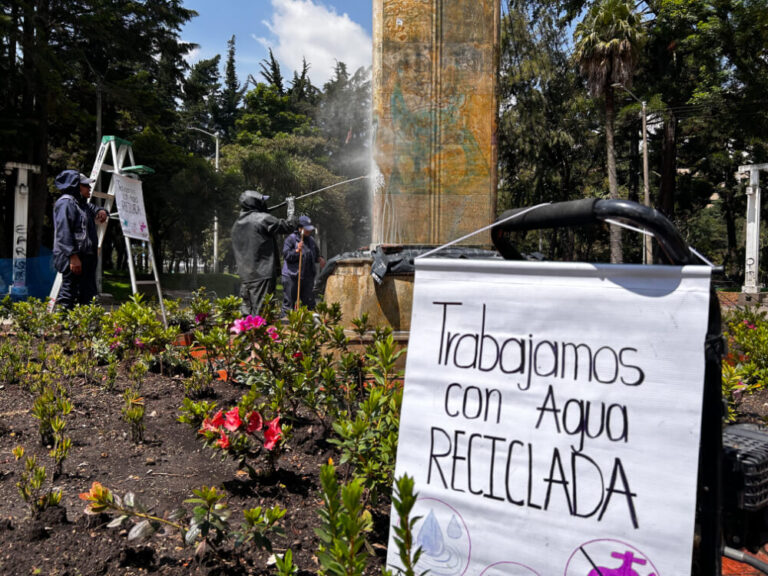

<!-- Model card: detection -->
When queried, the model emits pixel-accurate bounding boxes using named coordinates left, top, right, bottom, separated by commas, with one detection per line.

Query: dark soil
left=0, top=345, right=390, bottom=576
left=3, top=317, right=768, bottom=576
left=735, top=387, right=768, bottom=427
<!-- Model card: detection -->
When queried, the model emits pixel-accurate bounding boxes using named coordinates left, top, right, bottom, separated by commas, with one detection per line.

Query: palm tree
left=574, top=0, right=644, bottom=263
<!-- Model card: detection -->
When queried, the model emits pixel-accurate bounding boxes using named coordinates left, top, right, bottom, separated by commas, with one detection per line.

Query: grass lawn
left=102, top=270, right=241, bottom=303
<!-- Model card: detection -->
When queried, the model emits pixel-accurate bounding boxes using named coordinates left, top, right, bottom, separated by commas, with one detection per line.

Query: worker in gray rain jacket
left=52, top=169, right=108, bottom=310
left=231, top=190, right=296, bottom=316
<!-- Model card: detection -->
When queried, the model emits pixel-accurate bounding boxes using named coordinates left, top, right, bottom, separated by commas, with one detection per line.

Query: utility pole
left=613, top=83, right=652, bottom=264
left=738, top=163, right=768, bottom=299
left=4, top=163, right=40, bottom=298
left=187, top=126, right=220, bottom=272
left=640, top=99, right=650, bottom=264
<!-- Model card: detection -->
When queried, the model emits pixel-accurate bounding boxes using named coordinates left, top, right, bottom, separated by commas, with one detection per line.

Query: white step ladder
left=48, top=136, right=167, bottom=326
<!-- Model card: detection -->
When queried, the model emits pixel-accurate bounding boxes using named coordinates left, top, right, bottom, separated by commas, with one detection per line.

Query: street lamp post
left=613, top=83, right=652, bottom=265
left=187, top=126, right=220, bottom=272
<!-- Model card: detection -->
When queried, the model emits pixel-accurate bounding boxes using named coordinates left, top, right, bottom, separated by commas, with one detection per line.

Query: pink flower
left=246, top=411, right=263, bottom=433
left=231, top=315, right=267, bottom=334
left=109, top=341, right=118, bottom=350
left=224, top=407, right=242, bottom=432
left=195, top=313, right=208, bottom=325
left=267, top=326, right=280, bottom=342
left=264, top=417, right=282, bottom=451
left=216, top=431, right=230, bottom=449
left=134, top=338, right=145, bottom=349
left=246, top=315, right=266, bottom=329
left=209, top=410, right=225, bottom=429
left=113, top=325, right=123, bottom=335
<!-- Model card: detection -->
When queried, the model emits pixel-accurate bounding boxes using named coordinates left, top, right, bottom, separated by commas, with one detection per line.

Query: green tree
left=237, top=84, right=314, bottom=139
left=181, top=56, right=222, bottom=138
left=216, top=35, right=242, bottom=140
left=315, top=63, right=371, bottom=249
left=499, top=1, right=607, bottom=261
left=0, top=0, right=195, bottom=261
left=259, top=48, right=285, bottom=94
left=289, top=58, right=320, bottom=119
left=132, top=128, right=231, bottom=274
left=574, top=0, right=644, bottom=263
left=637, top=0, right=768, bottom=278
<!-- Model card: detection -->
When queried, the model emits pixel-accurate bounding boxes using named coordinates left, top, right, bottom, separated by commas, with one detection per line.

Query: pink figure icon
left=587, top=550, right=656, bottom=576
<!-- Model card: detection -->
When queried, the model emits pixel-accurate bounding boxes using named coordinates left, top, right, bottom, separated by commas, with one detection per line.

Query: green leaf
left=107, top=515, right=129, bottom=528
left=127, top=520, right=156, bottom=541
left=185, top=522, right=202, bottom=545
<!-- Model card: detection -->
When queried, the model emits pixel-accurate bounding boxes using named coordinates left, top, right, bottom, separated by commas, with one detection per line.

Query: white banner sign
left=113, top=174, right=149, bottom=241
left=387, top=258, right=711, bottom=576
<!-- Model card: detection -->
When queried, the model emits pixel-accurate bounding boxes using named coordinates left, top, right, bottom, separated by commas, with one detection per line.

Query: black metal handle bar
left=491, top=198, right=696, bottom=266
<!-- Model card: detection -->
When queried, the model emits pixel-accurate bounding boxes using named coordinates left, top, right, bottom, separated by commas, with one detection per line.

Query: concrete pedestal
left=323, top=256, right=414, bottom=332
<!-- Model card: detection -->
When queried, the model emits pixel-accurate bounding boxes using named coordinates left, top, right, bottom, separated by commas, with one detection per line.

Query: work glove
left=286, top=196, right=295, bottom=220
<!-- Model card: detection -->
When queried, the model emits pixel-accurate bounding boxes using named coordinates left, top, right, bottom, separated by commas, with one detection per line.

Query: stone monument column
left=371, top=0, right=499, bottom=246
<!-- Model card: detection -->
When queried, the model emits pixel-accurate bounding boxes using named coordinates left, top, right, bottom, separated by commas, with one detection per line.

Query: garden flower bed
left=2, top=291, right=768, bottom=575
left=0, top=292, right=406, bottom=575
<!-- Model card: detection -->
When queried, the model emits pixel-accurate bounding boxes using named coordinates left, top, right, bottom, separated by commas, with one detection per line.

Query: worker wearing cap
left=281, top=215, right=324, bottom=314
left=231, top=190, right=296, bottom=316
left=52, top=169, right=108, bottom=310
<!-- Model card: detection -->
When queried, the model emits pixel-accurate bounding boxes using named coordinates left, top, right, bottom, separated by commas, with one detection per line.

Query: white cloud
left=257, top=0, right=371, bottom=87
left=183, top=45, right=201, bottom=63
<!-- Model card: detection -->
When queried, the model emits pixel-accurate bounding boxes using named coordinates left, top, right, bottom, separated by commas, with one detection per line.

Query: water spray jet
left=320, top=0, right=502, bottom=343
left=268, top=175, right=371, bottom=212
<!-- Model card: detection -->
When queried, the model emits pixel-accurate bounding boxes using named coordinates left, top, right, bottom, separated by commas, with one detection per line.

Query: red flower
left=200, top=417, right=219, bottom=433
left=292, top=352, right=303, bottom=360
left=246, top=411, right=263, bottom=433
left=224, top=407, right=241, bottom=432
left=267, top=326, right=280, bottom=342
left=264, top=416, right=282, bottom=451
left=216, top=430, right=230, bottom=449
left=210, top=410, right=225, bottom=428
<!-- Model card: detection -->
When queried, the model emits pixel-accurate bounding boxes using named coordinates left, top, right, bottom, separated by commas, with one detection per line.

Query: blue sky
left=181, top=0, right=373, bottom=87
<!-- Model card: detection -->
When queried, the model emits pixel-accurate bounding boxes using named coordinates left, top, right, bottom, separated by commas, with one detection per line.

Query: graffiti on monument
left=386, top=78, right=489, bottom=197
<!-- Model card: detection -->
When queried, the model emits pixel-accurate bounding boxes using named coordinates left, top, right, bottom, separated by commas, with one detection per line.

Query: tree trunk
left=721, top=186, right=740, bottom=279
left=96, top=83, right=103, bottom=149
left=24, top=0, right=50, bottom=259
left=154, top=237, right=163, bottom=274
left=0, top=5, right=20, bottom=257
left=606, top=88, right=623, bottom=263
left=629, top=126, right=640, bottom=204
left=660, top=109, right=677, bottom=217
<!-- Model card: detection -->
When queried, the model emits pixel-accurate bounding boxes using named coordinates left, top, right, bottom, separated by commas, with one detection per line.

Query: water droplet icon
left=447, top=515, right=462, bottom=539
left=417, top=509, right=445, bottom=556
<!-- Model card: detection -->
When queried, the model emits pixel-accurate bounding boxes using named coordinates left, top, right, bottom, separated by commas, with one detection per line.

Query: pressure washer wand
left=268, top=175, right=370, bottom=211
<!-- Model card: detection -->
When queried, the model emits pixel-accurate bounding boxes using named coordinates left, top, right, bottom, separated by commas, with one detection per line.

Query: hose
left=724, top=546, right=768, bottom=574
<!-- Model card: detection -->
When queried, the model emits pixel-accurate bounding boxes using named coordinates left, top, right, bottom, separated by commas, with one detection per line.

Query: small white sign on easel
left=113, top=173, right=149, bottom=241
left=387, top=258, right=711, bottom=576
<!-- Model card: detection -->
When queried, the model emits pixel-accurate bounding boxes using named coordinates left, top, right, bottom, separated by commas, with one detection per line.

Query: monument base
left=323, top=256, right=414, bottom=332
left=738, top=291, right=767, bottom=306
